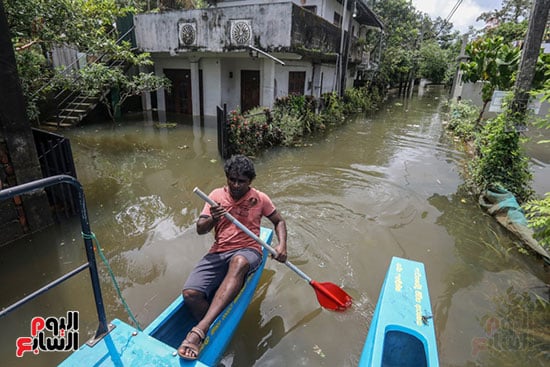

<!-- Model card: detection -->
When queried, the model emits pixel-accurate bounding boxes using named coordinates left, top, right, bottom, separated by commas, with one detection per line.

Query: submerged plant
left=475, top=287, right=549, bottom=367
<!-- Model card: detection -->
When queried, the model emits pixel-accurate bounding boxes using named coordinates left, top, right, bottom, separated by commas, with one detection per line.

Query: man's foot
left=177, top=327, right=206, bottom=360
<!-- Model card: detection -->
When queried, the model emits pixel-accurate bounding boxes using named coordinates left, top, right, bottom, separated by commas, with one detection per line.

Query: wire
left=82, top=232, right=143, bottom=331
left=445, top=0, right=463, bottom=22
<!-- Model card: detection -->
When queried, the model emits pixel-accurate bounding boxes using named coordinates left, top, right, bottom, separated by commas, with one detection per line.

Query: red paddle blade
left=310, top=280, right=353, bottom=311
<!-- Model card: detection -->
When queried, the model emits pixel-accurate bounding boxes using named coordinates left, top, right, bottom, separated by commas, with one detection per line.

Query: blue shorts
left=183, top=248, right=263, bottom=300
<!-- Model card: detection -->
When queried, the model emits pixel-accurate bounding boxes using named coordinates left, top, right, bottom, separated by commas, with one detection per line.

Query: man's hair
left=224, top=155, right=256, bottom=181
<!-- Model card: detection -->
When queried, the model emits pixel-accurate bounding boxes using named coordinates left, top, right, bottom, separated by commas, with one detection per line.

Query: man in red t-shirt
left=178, top=155, right=287, bottom=360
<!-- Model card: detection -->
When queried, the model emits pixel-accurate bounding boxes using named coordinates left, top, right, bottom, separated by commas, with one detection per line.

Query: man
left=178, top=155, right=287, bottom=360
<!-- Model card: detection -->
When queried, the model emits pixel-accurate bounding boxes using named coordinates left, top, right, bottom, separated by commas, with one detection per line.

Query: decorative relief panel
left=230, top=20, right=252, bottom=46
left=178, top=22, right=196, bottom=47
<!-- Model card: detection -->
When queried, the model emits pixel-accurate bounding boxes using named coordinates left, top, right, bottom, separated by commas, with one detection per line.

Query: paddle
left=193, top=187, right=353, bottom=311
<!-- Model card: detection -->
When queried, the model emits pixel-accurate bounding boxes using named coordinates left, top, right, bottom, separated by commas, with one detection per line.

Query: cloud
left=411, top=0, right=503, bottom=33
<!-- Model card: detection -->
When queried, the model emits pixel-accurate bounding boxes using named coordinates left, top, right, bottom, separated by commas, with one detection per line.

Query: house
left=133, top=0, right=383, bottom=118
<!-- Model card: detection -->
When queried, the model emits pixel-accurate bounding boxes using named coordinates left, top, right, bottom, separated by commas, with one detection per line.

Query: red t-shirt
left=200, top=186, right=276, bottom=254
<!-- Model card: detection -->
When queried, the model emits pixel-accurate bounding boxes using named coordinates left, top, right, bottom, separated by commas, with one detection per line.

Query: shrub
left=226, top=87, right=384, bottom=153
left=470, top=113, right=533, bottom=202
left=343, top=87, right=373, bottom=114
left=227, top=108, right=282, bottom=156
left=271, top=95, right=324, bottom=145
left=320, top=92, right=345, bottom=124
left=446, top=100, right=479, bottom=141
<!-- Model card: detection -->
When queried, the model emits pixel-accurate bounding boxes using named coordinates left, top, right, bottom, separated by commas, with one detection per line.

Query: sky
left=411, top=0, right=504, bottom=34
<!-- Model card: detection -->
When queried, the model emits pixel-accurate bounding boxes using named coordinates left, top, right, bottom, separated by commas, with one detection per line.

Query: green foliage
left=460, top=36, right=521, bottom=103
left=485, top=20, right=529, bottom=43
left=5, top=0, right=169, bottom=122
left=14, top=45, right=51, bottom=121
left=470, top=113, right=533, bottom=203
left=226, top=89, right=383, bottom=155
left=371, top=0, right=461, bottom=89
left=227, top=108, right=283, bottom=156
left=532, top=53, right=550, bottom=110
left=271, top=95, right=323, bottom=145
left=418, top=40, right=452, bottom=84
left=54, top=61, right=170, bottom=121
left=320, top=92, right=345, bottom=124
left=477, top=0, right=531, bottom=41
left=445, top=100, right=479, bottom=141
left=343, top=87, right=375, bottom=114
left=525, top=193, right=550, bottom=250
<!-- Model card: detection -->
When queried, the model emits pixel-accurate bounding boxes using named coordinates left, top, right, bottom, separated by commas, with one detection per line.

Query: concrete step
left=62, top=109, right=88, bottom=113
left=57, top=115, right=81, bottom=121
left=42, top=121, right=75, bottom=128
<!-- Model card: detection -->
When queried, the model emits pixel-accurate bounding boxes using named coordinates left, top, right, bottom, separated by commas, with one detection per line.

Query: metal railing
left=0, top=175, right=112, bottom=345
left=38, top=25, right=136, bottom=126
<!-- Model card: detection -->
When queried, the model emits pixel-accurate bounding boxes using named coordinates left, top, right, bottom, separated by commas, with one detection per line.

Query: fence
left=32, top=128, right=79, bottom=220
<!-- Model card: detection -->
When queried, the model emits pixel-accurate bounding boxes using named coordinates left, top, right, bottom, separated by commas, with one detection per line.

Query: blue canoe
left=359, top=256, right=439, bottom=367
left=58, top=228, right=273, bottom=367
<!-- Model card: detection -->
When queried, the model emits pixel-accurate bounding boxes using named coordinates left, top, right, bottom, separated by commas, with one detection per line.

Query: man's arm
left=267, top=211, right=287, bottom=262
left=196, top=202, right=226, bottom=234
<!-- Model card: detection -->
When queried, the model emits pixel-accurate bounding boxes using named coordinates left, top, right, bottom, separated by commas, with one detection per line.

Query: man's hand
left=209, top=203, right=227, bottom=222
left=271, top=245, right=287, bottom=263
left=197, top=202, right=226, bottom=234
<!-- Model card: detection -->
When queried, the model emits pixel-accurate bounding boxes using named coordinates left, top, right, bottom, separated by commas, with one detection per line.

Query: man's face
left=226, top=174, right=251, bottom=200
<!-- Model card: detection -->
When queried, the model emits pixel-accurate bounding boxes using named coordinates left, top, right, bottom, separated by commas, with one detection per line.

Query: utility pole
left=510, top=0, right=550, bottom=120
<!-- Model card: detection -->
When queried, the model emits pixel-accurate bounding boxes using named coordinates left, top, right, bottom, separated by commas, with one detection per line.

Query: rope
left=82, top=232, right=143, bottom=331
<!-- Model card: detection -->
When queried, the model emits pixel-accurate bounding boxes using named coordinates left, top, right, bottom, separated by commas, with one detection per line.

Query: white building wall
left=219, top=57, right=263, bottom=113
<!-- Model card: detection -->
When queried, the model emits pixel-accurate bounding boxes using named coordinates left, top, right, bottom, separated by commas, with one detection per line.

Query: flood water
left=1, top=86, right=549, bottom=367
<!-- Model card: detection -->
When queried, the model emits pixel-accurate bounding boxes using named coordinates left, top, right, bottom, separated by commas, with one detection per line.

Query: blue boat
left=0, top=175, right=272, bottom=367
left=59, top=234, right=271, bottom=367
left=359, top=256, right=439, bottom=367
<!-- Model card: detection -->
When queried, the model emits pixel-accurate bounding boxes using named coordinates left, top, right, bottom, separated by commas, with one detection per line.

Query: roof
left=355, top=0, right=384, bottom=30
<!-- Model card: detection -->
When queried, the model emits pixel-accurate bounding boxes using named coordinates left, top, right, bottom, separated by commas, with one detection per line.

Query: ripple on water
left=115, top=195, right=169, bottom=237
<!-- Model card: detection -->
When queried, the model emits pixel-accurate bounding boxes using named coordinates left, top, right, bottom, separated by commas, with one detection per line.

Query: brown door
left=241, top=70, right=260, bottom=113
left=164, top=69, right=192, bottom=114
left=288, top=71, right=306, bottom=95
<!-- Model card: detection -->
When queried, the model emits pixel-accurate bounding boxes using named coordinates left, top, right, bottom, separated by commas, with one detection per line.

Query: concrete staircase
left=43, top=93, right=101, bottom=128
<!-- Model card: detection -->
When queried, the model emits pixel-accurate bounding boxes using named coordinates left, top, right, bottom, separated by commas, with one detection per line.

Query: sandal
left=177, top=326, right=206, bottom=360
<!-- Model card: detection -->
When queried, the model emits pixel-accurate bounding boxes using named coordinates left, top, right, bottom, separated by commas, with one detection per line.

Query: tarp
left=479, top=185, right=550, bottom=261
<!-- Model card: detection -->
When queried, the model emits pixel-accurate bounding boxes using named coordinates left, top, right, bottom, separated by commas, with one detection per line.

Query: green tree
left=418, top=39, right=452, bottom=84
left=372, top=0, right=421, bottom=90
left=460, top=36, right=521, bottom=125
left=477, top=0, right=531, bottom=42
left=5, top=0, right=168, bottom=123
left=57, top=63, right=170, bottom=122
left=371, top=0, right=461, bottom=93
